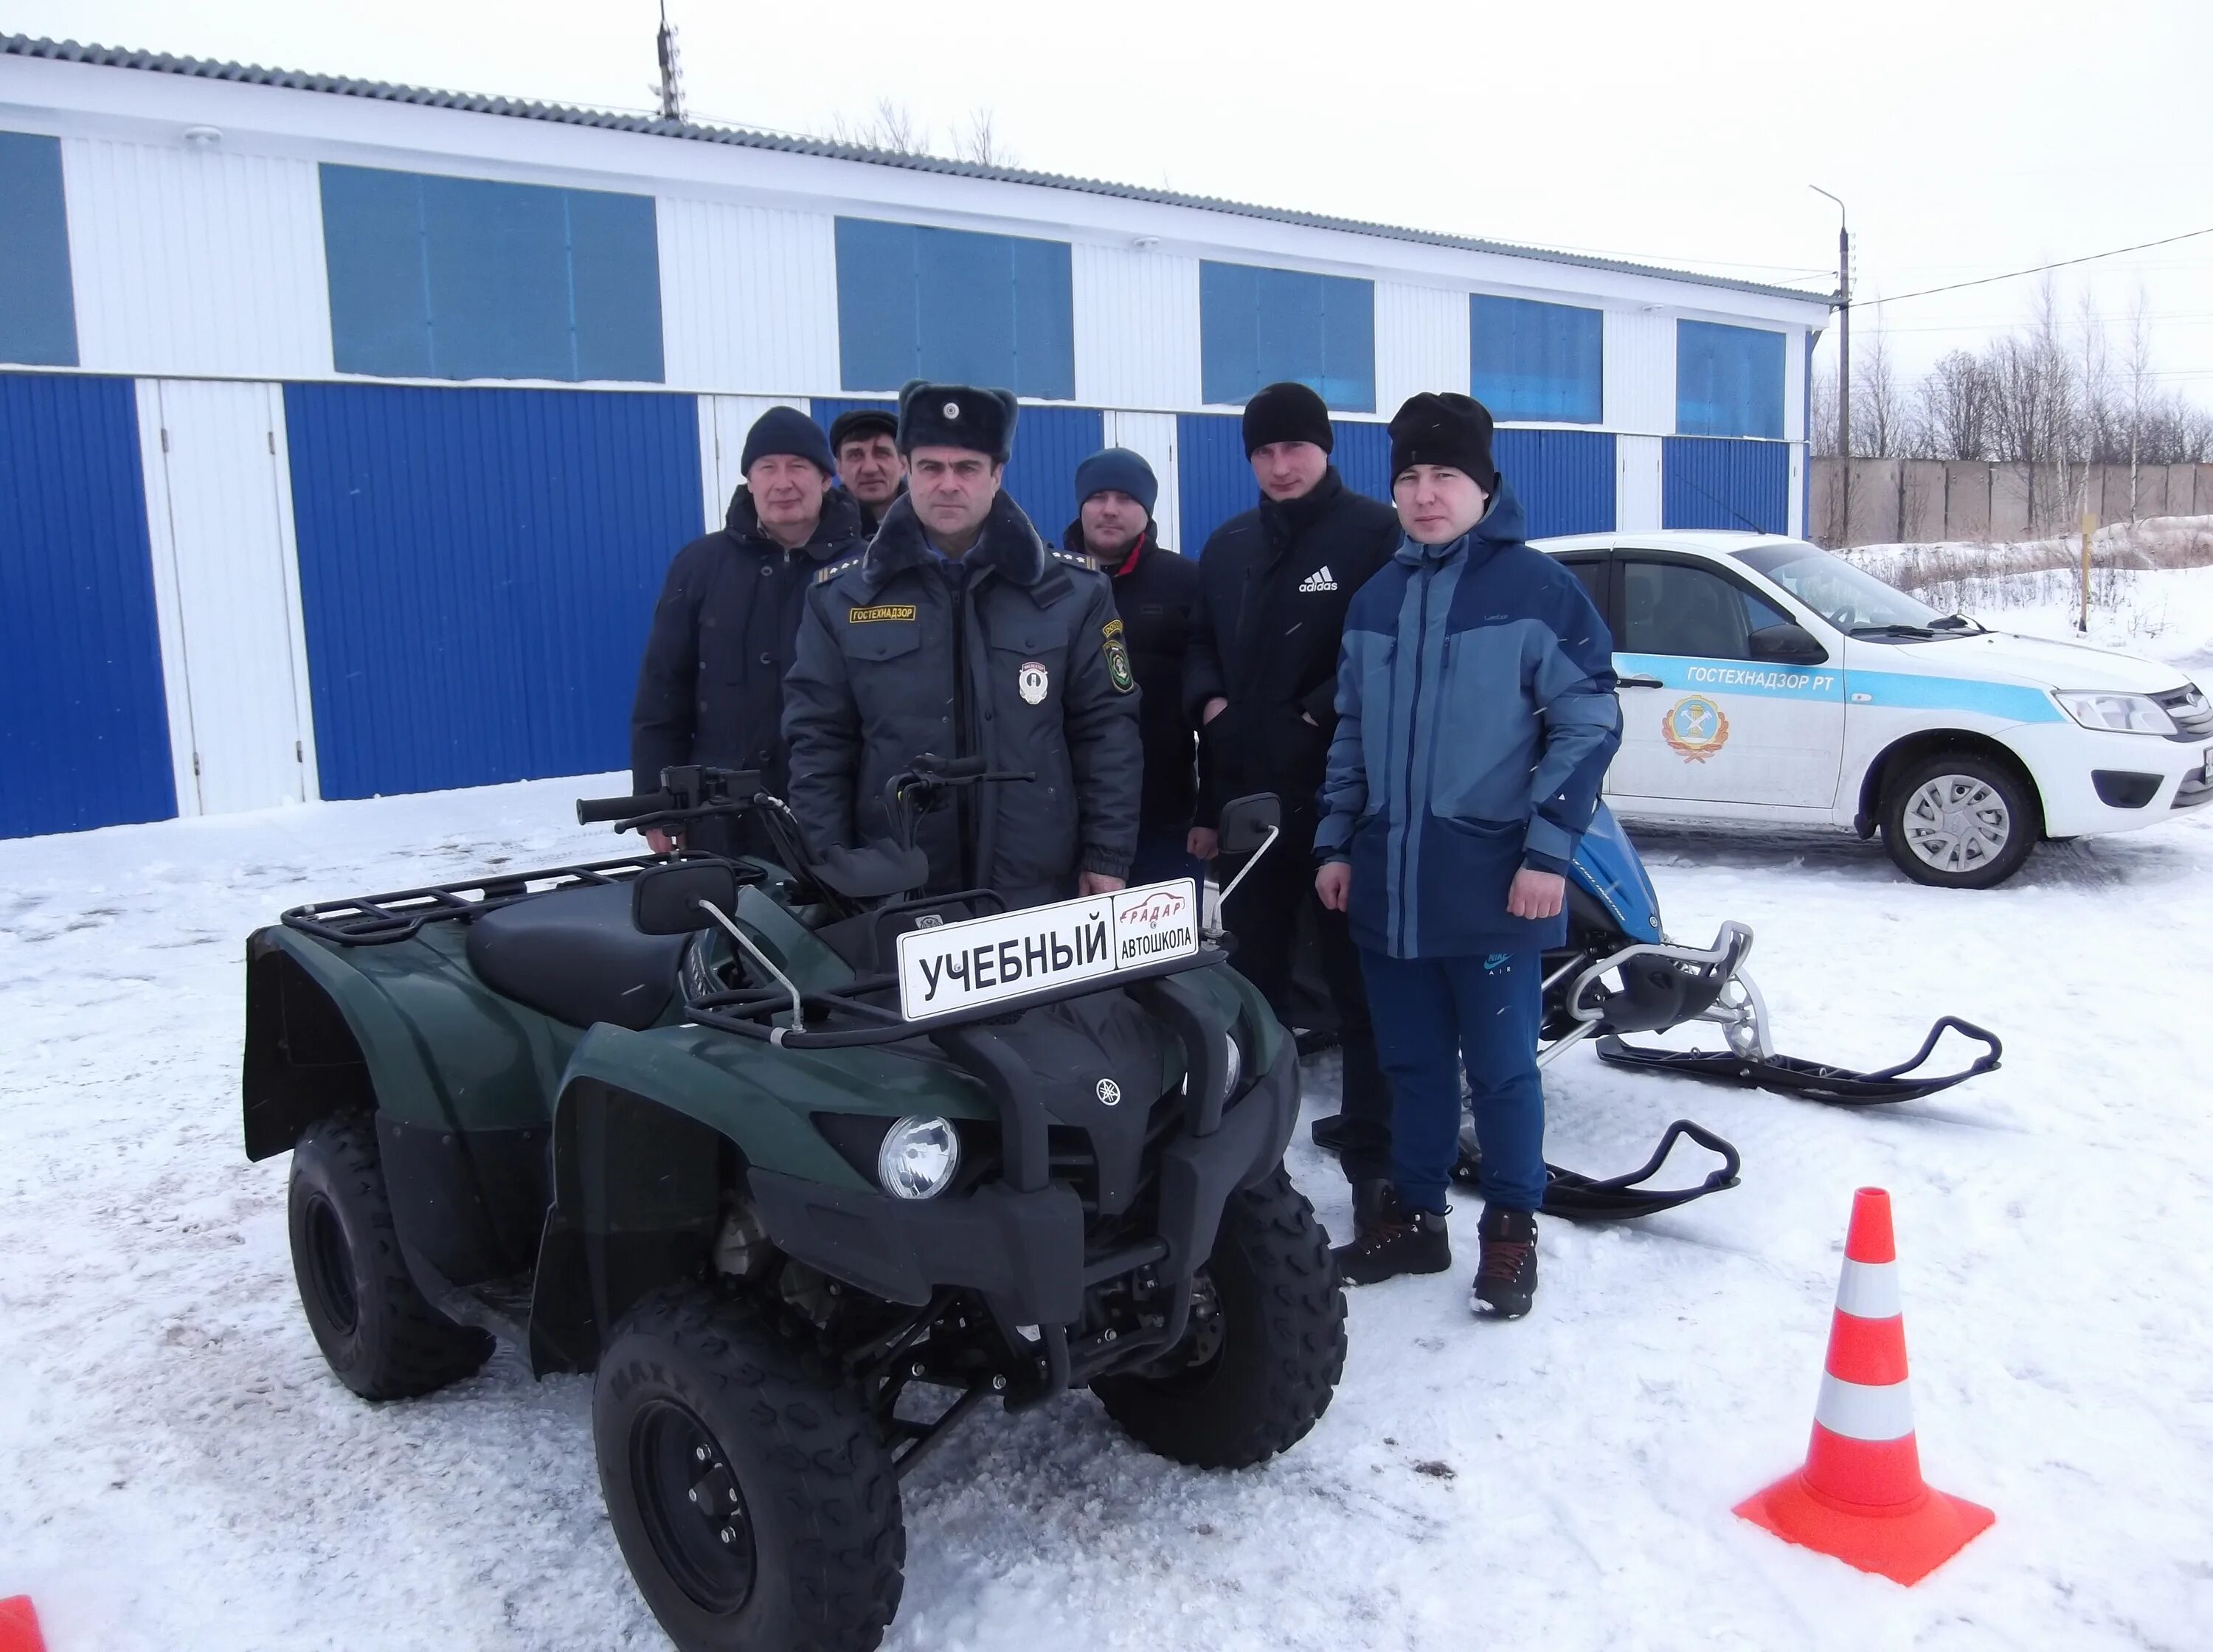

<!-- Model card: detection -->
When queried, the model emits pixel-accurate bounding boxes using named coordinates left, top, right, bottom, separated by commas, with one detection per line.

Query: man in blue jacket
left=1315, top=393, right=1621, bottom=1318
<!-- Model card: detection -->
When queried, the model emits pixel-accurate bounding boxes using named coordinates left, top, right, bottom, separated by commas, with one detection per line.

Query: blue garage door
left=1494, top=429, right=1616, bottom=538
left=812, top=398, right=1101, bottom=549
left=1177, top=414, right=1410, bottom=556
left=1, top=373, right=175, bottom=837
left=285, top=384, right=702, bottom=799
left=1663, top=437, right=1791, bottom=535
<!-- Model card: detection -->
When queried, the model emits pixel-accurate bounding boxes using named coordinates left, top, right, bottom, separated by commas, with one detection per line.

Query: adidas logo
left=1297, top=566, right=1338, bottom=593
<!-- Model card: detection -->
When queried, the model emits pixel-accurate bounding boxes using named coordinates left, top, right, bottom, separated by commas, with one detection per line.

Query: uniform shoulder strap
left=816, top=554, right=863, bottom=586
left=1051, top=547, right=1099, bottom=574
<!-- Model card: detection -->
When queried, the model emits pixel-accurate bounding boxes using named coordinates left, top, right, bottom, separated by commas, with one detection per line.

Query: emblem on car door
left=1661, top=695, right=1731, bottom=763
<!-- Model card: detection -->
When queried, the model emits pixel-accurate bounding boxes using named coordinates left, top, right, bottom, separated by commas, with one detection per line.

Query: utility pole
left=656, top=0, right=685, bottom=123
left=1812, top=187, right=1850, bottom=541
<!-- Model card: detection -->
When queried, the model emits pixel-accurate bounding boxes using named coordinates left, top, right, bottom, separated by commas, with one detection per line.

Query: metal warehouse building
left=0, top=35, right=1832, bottom=839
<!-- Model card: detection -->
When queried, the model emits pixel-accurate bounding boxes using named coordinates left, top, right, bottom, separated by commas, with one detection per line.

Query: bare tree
left=2124, top=287, right=2154, bottom=519
left=825, top=97, right=932, bottom=156
left=1809, top=362, right=1841, bottom=457
left=1850, top=310, right=1908, bottom=458
left=1914, top=350, right=1993, bottom=460
left=954, top=108, right=1017, bottom=167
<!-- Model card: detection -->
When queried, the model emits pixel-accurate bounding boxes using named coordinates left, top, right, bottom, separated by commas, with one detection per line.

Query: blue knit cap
left=1074, top=447, right=1158, bottom=516
left=740, top=405, right=834, bottom=476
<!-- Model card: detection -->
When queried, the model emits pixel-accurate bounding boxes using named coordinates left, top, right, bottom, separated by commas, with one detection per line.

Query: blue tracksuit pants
left=1359, top=948, right=1546, bottom=1215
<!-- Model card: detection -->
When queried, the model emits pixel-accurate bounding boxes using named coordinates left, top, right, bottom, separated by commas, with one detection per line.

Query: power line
left=1876, top=227, right=2213, bottom=305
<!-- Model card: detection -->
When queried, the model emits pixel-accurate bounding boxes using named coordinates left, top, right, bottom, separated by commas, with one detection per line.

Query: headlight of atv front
left=2054, top=690, right=2177, bottom=735
left=1222, top=1032, right=1244, bottom=1098
left=878, top=1115, right=960, bottom=1200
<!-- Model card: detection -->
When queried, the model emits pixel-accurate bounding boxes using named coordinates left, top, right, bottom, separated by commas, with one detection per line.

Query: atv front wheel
left=594, top=1290, right=904, bottom=1652
left=1092, top=1167, right=1347, bottom=1468
left=287, top=1117, right=494, bottom=1400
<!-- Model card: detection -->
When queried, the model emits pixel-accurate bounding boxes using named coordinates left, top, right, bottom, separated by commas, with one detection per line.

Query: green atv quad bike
left=243, top=759, right=1347, bottom=1651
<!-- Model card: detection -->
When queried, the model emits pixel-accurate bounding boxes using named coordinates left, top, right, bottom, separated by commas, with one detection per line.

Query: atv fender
left=527, top=1021, right=994, bottom=1373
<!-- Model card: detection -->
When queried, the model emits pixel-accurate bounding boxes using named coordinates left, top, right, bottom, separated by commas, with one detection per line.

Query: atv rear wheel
left=1092, top=1167, right=1347, bottom=1469
left=594, top=1289, right=904, bottom=1652
left=1882, top=750, right=2039, bottom=889
left=287, top=1117, right=494, bottom=1400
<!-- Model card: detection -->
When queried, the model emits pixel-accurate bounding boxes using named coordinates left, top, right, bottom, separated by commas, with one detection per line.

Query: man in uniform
left=1063, top=447, right=1202, bottom=887
left=828, top=406, right=907, bottom=534
left=630, top=404, right=863, bottom=857
left=785, top=381, right=1142, bottom=909
left=1183, top=381, right=1401, bottom=1209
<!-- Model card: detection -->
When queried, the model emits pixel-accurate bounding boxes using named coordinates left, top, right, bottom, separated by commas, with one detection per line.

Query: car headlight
left=1222, top=1032, right=1244, bottom=1097
left=877, top=1115, right=960, bottom=1200
left=2054, top=691, right=2177, bottom=735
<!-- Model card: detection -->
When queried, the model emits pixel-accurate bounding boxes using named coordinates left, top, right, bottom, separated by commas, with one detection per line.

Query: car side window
left=1619, top=560, right=1780, bottom=660
left=1559, top=557, right=1608, bottom=613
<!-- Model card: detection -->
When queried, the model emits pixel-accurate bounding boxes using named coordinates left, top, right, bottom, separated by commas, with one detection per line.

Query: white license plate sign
left=896, top=878, right=1199, bottom=1021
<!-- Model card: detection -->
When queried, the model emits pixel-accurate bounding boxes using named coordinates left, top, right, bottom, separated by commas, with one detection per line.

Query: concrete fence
left=1809, top=459, right=2213, bottom=546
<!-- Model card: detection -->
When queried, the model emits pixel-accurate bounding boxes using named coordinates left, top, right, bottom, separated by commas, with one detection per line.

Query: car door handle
left=1618, top=675, right=1666, bottom=690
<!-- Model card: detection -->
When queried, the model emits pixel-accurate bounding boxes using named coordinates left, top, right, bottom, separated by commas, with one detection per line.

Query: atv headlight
left=2054, top=690, right=2177, bottom=735
left=1222, top=1032, right=1244, bottom=1097
left=878, top=1115, right=960, bottom=1200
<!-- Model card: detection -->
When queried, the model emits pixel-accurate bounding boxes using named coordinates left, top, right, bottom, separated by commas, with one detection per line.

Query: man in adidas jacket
left=784, top=381, right=1142, bottom=909
left=1315, top=393, right=1621, bottom=1319
left=1183, top=381, right=1400, bottom=1200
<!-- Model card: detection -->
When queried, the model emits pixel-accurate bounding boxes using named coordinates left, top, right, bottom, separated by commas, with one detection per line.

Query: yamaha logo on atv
left=1095, top=1078, right=1121, bottom=1107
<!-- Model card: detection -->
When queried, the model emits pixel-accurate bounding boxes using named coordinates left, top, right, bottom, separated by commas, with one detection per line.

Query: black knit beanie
left=1388, top=392, right=1497, bottom=491
left=740, top=405, right=834, bottom=476
left=1241, top=381, right=1334, bottom=457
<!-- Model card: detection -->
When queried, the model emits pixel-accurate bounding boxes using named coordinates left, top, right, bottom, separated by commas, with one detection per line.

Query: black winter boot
left=1470, top=1206, right=1538, bottom=1319
left=1331, top=1187, right=1450, bottom=1286
left=1348, top=1177, right=1392, bottom=1235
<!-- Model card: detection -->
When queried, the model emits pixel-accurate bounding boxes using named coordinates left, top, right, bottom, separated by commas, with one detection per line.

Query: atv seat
left=465, top=881, right=685, bottom=1031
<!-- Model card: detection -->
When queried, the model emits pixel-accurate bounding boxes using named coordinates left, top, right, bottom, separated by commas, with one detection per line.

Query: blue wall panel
left=1199, top=263, right=1375, bottom=411
left=285, top=384, right=702, bottom=799
left=1175, top=414, right=1252, bottom=554
left=811, top=398, right=1101, bottom=546
left=0, top=373, right=175, bottom=836
left=1492, top=428, right=1616, bottom=538
left=0, top=131, right=80, bottom=367
left=1662, top=437, right=1791, bottom=535
left=1676, top=320, right=1784, bottom=440
left=1471, top=296, right=1601, bottom=423
left=832, top=220, right=1075, bottom=400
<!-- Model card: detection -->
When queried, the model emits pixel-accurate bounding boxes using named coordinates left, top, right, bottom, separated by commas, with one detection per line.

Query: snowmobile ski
left=1596, top=1015, right=2002, bottom=1106
left=1451, top=1117, right=1742, bottom=1222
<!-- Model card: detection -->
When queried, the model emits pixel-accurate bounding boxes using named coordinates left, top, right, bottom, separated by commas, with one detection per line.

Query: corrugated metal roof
left=4, top=34, right=1837, bottom=309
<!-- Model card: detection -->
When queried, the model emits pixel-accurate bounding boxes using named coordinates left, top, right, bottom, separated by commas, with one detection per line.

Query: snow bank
left=3, top=752, right=2210, bottom=1649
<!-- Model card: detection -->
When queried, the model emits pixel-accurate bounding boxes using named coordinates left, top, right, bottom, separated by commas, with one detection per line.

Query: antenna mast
left=656, top=1, right=685, bottom=123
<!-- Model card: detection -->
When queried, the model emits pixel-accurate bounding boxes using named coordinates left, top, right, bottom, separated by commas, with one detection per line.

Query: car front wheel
left=1881, top=751, right=2040, bottom=889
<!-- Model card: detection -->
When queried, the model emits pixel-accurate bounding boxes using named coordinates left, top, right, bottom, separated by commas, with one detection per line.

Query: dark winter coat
left=1182, top=468, right=1399, bottom=827
left=1063, top=519, right=1201, bottom=830
left=629, top=487, right=865, bottom=799
left=785, top=490, right=1143, bottom=908
left=1316, top=481, right=1621, bottom=957
left=834, top=478, right=908, bottom=538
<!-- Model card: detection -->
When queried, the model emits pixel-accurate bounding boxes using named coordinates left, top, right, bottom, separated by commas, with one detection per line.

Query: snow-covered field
left=4, top=582, right=2212, bottom=1651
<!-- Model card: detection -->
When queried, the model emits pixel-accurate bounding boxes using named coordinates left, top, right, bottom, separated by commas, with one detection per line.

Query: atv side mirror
left=1216, top=793, right=1283, bottom=858
left=632, top=861, right=740, bottom=935
left=1748, top=622, right=1829, bottom=665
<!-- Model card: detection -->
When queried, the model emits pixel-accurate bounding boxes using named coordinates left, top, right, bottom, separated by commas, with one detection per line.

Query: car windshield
left=1732, top=541, right=1946, bottom=632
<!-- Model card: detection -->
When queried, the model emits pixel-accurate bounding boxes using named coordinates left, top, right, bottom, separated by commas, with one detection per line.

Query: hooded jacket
left=630, top=486, right=865, bottom=799
left=1315, top=480, right=1621, bottom=957
left=784, top=490, right=1143, bottom=908
left=1182, top=467, right=1399, bottom=826
left=1063, top=518, right=1201, bottom=830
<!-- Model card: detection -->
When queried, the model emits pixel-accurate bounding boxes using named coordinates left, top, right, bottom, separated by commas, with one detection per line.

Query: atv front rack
left=280, top=853, right=737, bottom=945
left=1452, top=1117, right=1742, bottom=1222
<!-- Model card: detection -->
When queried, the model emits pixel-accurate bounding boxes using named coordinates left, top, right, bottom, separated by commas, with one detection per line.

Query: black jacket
left=785, top=490, right=1143, bottom=908
left=833, top=478, right=907, bottom=537
left=629, top=487, right=865, bottom=799
left=1064, top=519, right=1201, bottom=830
left=1182, top=468, right=1399, bottom=825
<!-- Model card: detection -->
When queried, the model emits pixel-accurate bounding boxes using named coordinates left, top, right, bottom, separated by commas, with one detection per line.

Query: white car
left=1534, top=530, right=2213, bottom=888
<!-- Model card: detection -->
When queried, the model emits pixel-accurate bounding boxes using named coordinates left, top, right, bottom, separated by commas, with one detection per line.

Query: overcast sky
left=15, top=0, right=2212, bottom=406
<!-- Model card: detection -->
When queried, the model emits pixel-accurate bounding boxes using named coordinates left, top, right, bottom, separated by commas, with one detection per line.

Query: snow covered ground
left=4, top=580, right=2212, bottom=1651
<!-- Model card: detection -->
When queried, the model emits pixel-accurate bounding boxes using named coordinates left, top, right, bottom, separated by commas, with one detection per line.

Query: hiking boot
left=1470, top=1205, right=1538, bottom=1319
left=1348, top=1176, right=1392, bottom=1236
left=1331, top=1186, right=1450, bottom=1286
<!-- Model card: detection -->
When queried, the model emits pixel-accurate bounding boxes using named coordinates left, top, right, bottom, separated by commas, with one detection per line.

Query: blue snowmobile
left=1320, top=805, right=2001, bottom=1221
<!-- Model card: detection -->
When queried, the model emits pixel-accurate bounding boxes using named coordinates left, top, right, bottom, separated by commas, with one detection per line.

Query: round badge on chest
left=1017, top=661, right=1050, bottom=705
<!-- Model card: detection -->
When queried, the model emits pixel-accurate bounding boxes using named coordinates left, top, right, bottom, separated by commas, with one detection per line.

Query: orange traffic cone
left=1735, top=1187, right=1994, bottom=1584
left=0, top=1597, right=44, bottom=1652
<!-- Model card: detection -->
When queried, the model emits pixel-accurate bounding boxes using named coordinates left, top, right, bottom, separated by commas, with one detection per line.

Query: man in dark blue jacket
left=1315, top=393, right=1621, bottom=1318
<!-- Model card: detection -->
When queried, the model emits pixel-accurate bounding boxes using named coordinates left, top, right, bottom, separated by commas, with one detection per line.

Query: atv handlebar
left=576, top=791, right=672, bottom=825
